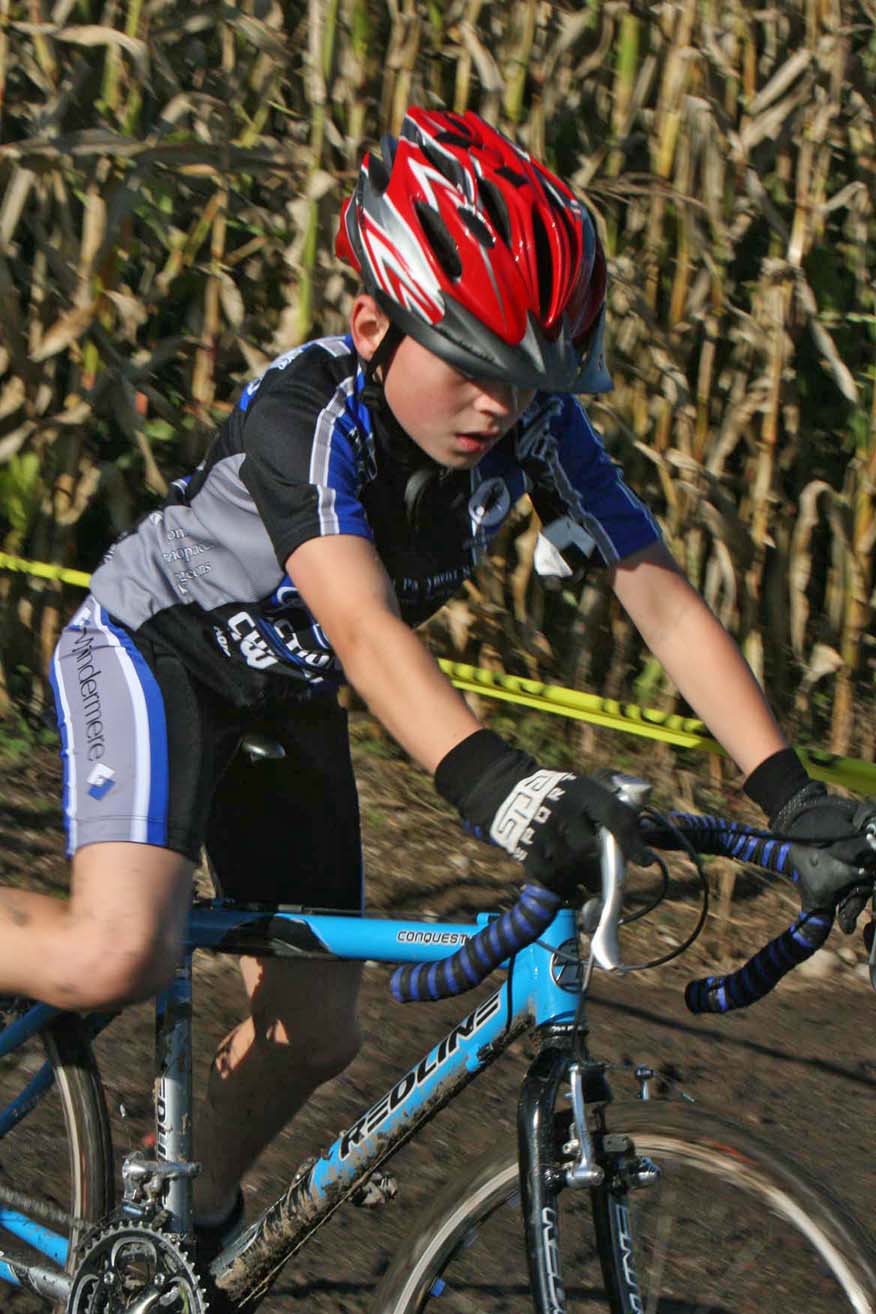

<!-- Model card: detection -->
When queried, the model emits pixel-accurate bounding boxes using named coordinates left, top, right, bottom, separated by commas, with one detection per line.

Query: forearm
left=613, top=545, right=787, bottom=776
left=643, top=591, right=788, bottom=775
left=285, top=536, right=481, bottom=774
left=339, top=613, right=480, bottom=774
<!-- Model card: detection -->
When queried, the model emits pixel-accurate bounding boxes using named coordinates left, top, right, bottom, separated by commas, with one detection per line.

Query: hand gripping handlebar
left=390, top=775, right=650, bottom=1005
left=645, top=812, right=836, bottom=1013
left=390, top=797, right=868, bottom=1010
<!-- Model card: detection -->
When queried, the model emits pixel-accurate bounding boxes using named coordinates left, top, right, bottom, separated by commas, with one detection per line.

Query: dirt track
left=1, top=729, right=875, bottom=1311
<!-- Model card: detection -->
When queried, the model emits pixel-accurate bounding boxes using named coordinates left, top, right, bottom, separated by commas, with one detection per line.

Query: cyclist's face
left=382, top=336, right=534, bottom=469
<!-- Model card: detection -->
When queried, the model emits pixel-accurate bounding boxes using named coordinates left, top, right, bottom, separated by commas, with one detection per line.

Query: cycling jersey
left=89, top=335, right=661, bottom=709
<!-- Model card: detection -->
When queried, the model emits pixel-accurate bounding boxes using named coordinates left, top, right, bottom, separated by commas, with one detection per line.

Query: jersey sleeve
left=238, top=357, right=373, bottom=569
left=522, top=395, right=662, bottom=569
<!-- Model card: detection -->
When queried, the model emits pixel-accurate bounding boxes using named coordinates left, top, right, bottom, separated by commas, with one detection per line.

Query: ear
left=350, top=294, right=391, bottom=361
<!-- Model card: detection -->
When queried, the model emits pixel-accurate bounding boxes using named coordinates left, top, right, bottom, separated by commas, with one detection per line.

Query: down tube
left=215, top=981, right=528, bottom=1306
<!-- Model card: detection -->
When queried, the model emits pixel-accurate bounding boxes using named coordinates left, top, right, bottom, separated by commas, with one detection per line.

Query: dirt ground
left=1, top=722, right=875, bottom=1311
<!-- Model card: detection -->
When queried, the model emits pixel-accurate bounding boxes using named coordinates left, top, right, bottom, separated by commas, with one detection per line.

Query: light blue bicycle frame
left=0, top=898, right=583, bottom=1305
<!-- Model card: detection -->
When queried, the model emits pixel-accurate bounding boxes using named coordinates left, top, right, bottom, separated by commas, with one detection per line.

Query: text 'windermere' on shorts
left=50, top=596, right=363, bottom=910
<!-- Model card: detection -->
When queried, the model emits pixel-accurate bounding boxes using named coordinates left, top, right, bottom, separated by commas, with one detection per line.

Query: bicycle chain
left=66, top=1219, right=209, bottom=1313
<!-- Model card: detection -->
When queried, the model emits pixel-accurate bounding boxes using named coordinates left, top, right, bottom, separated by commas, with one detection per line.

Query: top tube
left=188, top=901, right=491, bottom=965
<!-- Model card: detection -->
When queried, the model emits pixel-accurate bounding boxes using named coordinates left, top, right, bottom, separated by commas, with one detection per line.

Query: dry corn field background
left=0, top=0, right=874, bottom=758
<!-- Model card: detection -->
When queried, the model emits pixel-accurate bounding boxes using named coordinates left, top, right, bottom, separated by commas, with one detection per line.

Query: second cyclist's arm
left=285, top=534, right=480, bottom=773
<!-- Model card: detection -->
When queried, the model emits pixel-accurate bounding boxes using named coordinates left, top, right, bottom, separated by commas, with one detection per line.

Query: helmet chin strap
left=360, top=320, right=409, bottom=453
left=359, top=320, right=466, bottom=532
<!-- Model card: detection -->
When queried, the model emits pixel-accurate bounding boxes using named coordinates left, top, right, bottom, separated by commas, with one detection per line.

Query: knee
left=54, top=928, right=181, bottom=1010
left=258, top=1013, right=361, bottom=1084
left=308, top=1017, right=361, bottom=1081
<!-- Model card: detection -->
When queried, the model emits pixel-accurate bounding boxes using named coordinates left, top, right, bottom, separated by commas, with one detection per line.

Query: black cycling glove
left=745, top=749, right=876, bottom=933
left=434, top=729, right=650, bottom=896
left=772, top=783, right=876, bottom=932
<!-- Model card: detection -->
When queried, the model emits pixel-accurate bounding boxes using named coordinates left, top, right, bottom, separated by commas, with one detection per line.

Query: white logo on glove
left=490, top=770, right=574, bottom=862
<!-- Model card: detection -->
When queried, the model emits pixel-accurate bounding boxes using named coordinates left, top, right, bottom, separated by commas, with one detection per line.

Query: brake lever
left=591, top=774, right=652, bottom=972
left=591, top=828, right=625, bottom=970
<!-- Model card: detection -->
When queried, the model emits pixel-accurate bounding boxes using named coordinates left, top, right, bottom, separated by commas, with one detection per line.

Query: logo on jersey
left=467, top=477, right=511, bottom=531
left=212, top=626, right=231, bottom=657
left=87, top=763, right=116, bottom=800
left=227, top=612, right=279, bottom=670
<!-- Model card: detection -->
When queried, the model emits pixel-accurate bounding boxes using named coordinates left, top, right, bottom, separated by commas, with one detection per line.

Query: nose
left=474, top=380, right=520, bottom=416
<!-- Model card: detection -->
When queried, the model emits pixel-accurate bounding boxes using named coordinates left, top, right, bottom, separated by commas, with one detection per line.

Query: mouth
left=454, top=430, right=501, bottom=452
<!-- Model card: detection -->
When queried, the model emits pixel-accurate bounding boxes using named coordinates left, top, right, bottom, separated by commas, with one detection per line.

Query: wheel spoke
left=373, top=1105, right=876, bottom=1314
left=0, top=1015, right=112, bottom=1311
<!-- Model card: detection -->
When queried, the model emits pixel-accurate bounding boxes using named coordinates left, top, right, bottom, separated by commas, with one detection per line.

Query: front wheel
left=373, top=1101, right=876, bottom=1314
left=0, top=1011, right=114, bottom=1311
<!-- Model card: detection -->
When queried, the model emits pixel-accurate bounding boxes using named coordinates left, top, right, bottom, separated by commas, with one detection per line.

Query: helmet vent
left=477, top=178, right=511, bottom=245
left=495, top=165, right=529, bottom=189
left=366, top=153, right=391, bottom=196
left=435, top=129, right=473, bottom=149
left=414, top=200, right=463, bottom=280
left=550, top=194, right=578, bottom=252
left=420, top=139, right=465, bottom=189
left=459, top=207, right=494, bottom=248
left=531, top=207, right=555, bottom=322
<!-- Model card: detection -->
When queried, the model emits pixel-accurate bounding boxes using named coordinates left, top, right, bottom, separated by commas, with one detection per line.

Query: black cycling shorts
left=51, top=597, right=362, bottom=910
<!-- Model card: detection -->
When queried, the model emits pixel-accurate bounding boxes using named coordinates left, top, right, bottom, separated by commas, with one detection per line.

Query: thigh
left=206, top=697, right=363, bottom=911
left=51, top=597, right=241, bottom=862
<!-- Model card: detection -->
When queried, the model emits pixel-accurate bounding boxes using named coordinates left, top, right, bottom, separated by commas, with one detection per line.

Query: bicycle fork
left=518, top=1041, right=657, bottom=1314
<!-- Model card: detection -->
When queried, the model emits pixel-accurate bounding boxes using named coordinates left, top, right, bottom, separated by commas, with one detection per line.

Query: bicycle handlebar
left=390, top=882, right=561, bottom=1003
left=390, top=791, right=872, bottom=1011
left=644, top=812, right=835, bottom=1014
left=390, top=774, right=647, bottom=1005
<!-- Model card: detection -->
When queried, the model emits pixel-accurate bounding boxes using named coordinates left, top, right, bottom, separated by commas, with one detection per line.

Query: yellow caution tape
left=1, top=552, right=874, bottom=793
left=439, top=661, right=876, bottom=794
left=0, top=552, right=91, bottom=590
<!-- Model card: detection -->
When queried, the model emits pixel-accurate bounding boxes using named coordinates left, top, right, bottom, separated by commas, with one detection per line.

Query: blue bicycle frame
left=2, top=789, right=852, bottom=1309
left=195, top=899, right=582, bottom=1306
left=0, top=897, right=583, bottom=1307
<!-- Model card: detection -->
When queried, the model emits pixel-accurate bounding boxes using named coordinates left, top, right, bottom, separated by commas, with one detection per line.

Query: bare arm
left=610, top=541, right=788, bottom=776
left=285, top=535, right=480, bottom=774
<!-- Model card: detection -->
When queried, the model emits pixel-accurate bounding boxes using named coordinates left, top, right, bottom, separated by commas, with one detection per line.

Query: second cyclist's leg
left=194, top=956, right=362, bottom=1220
left=194, top=694, right=364, bottom=1222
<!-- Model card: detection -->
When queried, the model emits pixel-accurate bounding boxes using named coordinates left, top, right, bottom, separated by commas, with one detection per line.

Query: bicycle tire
left=373, top=1101, right=876, bottom=1314
left=1, top=1011, right=114, bottom=1311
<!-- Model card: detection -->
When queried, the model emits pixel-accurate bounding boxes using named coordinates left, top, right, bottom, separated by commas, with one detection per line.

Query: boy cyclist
left=1, top=108, right=872, bottom=1248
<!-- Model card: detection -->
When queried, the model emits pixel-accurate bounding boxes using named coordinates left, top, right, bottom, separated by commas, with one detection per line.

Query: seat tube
left=155, top=954, right=194, bottom=1233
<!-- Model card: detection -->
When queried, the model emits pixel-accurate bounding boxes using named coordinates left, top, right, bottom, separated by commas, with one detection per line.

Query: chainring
left=66, top=1219, right=208, bottom=1313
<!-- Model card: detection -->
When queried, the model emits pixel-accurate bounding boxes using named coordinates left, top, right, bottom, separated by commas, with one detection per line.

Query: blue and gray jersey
left=90, top=335, right=661, bottom=707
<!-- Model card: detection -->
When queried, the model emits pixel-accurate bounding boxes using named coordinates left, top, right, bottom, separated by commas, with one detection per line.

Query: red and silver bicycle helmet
left=336, top=108, right=611, bottom=394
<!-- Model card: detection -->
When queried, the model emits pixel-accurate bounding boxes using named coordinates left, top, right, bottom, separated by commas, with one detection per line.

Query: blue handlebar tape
left=647, top=814, right=836, bottom=1013
left=684, top=910, right=832, bottom=1014
left=390, top=883, right=561, bottom=1004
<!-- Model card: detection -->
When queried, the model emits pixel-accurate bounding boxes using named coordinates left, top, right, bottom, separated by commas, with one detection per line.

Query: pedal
left=351, top=1171, right=398, bottom=1207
